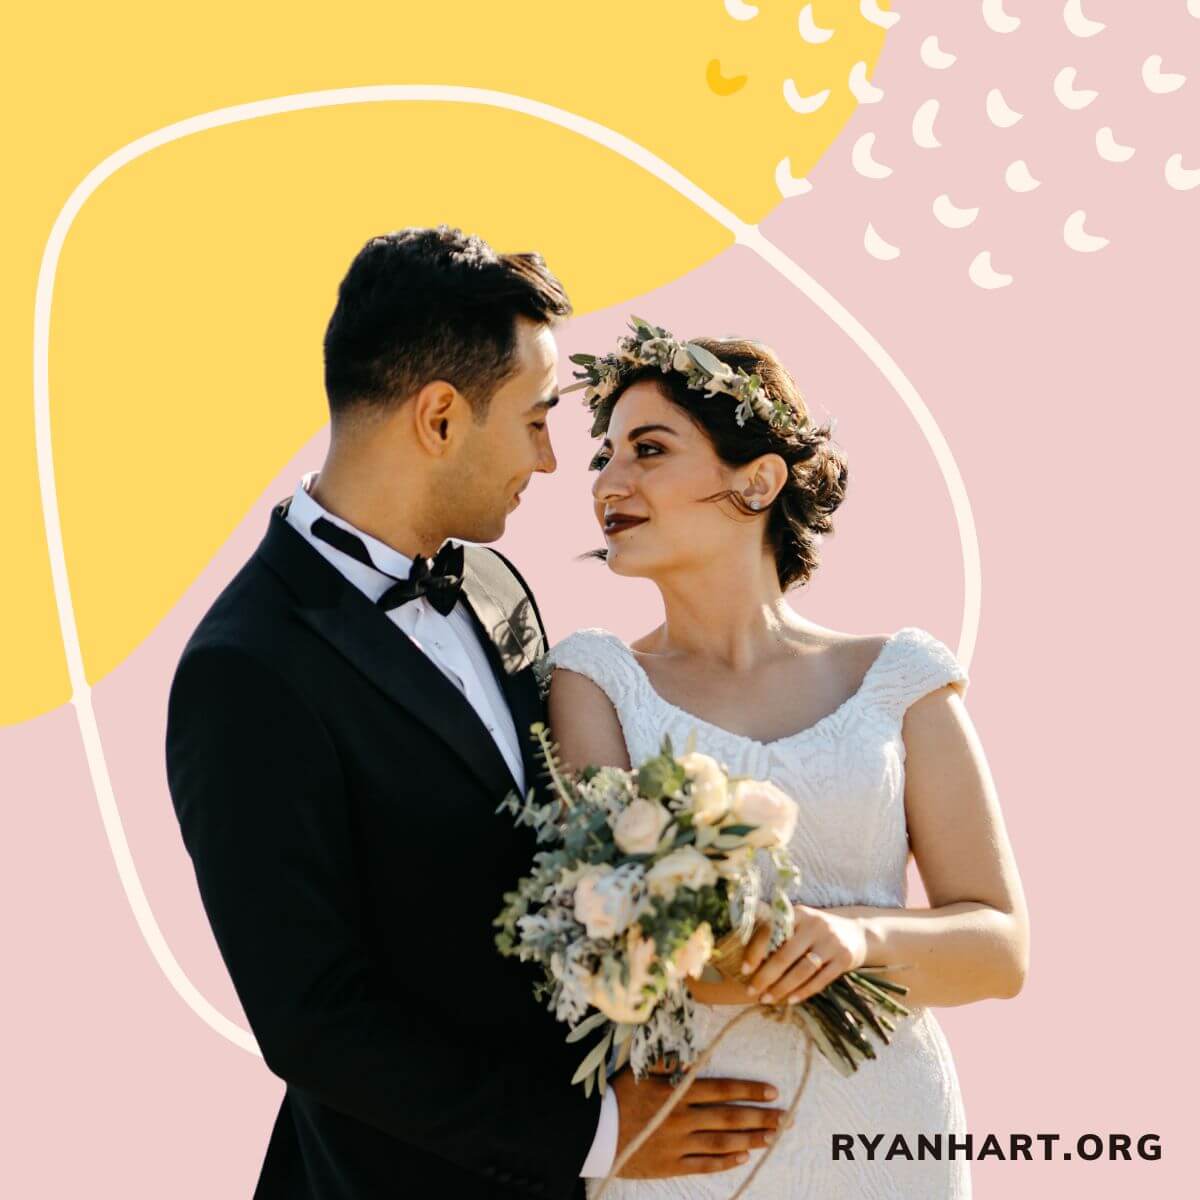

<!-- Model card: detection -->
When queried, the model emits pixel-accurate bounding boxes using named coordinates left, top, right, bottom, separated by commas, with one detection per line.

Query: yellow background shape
left=6, top=0, right=889, bottom=722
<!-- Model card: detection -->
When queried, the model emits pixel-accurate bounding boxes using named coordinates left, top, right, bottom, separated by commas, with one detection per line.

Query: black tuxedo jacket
left=165, top=500, right=602, bottom=1199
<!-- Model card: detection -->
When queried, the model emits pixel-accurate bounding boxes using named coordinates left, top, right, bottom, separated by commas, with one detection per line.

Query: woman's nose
left=591, top=459, right=632, bottom=502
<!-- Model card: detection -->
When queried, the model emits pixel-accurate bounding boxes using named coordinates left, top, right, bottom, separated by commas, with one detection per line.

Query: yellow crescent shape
left=706, top=59, right=749, bottom=96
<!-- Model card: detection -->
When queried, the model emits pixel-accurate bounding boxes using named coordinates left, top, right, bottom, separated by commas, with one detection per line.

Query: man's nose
left=536, top=427, right=557, bottom=474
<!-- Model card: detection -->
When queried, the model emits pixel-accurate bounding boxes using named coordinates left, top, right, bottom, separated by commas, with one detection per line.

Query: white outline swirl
left=33, top=85, right=981, bottom=1054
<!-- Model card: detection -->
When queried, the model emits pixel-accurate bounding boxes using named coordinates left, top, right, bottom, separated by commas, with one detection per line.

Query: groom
left=165, top=227, right=783, bottom=1199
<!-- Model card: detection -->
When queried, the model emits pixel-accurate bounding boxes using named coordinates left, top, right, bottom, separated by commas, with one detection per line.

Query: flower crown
left=561, top=315, right=806, bottom=439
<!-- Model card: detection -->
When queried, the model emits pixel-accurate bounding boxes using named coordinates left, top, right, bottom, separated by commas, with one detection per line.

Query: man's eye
left=530, top=421, right=546, bottom=431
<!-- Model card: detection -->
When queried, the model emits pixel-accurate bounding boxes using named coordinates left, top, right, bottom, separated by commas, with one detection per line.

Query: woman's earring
left=747, top=496, right=762, bottom=511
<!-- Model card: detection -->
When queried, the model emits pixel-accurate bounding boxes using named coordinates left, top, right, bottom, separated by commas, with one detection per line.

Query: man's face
left=449, top=316, right=559, bottom=542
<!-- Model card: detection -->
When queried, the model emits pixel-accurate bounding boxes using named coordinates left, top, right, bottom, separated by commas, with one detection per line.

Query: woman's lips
left=603, top=516, right=648, bottom=536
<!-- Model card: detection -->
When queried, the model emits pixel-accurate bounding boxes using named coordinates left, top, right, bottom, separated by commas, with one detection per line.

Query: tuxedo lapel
left=459, top=554, right=543, bottom=677
left=459, top=553, right=547, bottom=793
left=256, top=502, right=521, bottom=799
left=457, top=592, right=542, bottom=796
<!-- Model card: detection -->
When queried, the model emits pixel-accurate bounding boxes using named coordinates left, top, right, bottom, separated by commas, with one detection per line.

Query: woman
left=542, top=325, right=1029, bottom=1198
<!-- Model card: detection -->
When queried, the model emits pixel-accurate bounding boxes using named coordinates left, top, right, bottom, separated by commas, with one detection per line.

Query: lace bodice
left=543, top=625, right=969, bottom=911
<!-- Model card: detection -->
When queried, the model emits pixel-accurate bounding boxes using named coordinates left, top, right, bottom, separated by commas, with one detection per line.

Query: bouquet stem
left=707, top=928, right=911, bottom=1078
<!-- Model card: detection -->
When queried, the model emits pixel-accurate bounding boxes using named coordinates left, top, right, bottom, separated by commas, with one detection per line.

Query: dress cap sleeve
left=872, top=626, right=969, bottom=719
left=536, top=628, right=641, bottom=712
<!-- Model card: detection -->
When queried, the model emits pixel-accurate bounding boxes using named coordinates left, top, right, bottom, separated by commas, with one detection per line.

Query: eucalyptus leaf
left=572, top=1029, right=614, bottom=1085
left=713, top=834, right=749, bottom=850
left=590, top=400, right=615, bottom=438
left=684, top=342, right=727, bottom=376
left=654, top=822, right=680, bottom=854
left=719, top=824, right=756, bottom=838
left=614, top=1037, right=633, bottom=1072
left=566, top=1011, right=610, bottom=1043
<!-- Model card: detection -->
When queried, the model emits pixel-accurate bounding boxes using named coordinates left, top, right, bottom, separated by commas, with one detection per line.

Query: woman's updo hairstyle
left=595, top=337, right=848, bottom=591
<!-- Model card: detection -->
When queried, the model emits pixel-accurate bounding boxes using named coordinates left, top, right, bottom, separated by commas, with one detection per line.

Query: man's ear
left=411, top=380, right=470, bottom=455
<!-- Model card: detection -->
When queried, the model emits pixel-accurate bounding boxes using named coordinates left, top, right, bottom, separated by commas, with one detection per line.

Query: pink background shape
left=6, top=2, right=1198, bottom=1195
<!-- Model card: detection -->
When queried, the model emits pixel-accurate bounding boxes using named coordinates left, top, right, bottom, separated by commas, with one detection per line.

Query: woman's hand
left=739, top=904, right=869, bottom=1006
left=684, top=974, right=760, bottom=1006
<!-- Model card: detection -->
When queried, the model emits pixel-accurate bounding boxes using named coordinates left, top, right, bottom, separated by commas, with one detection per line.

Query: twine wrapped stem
left=592, top=1004, right=813, bottom=1200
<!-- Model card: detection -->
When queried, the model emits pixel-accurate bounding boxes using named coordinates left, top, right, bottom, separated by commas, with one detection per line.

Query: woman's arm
left=742, top=683, right=1030, bottom=1009
left=547, top=667, right=754, bottom=1005
left=546, top=666, right=632, bottom=772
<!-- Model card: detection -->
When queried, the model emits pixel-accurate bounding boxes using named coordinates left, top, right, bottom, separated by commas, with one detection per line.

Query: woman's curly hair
left=589, top=337, right=848, bottom=591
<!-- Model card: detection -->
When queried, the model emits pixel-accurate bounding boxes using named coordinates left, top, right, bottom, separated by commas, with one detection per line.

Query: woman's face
left=589, top=380, right=751, bottom=579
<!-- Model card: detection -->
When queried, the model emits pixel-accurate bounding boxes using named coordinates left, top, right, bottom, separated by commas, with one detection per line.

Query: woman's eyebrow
left=597, top=422, right=676, bottom=451
left=624, top=424, right=681, bottom=439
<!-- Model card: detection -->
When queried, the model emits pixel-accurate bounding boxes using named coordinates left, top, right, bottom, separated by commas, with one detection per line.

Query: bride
left=542, top=326, right=1029, bottom=1198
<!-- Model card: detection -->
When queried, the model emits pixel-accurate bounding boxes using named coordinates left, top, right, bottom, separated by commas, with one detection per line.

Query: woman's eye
left=588, top=442, right=661, bottom=471
left=530, top=421, right=546, bottom=431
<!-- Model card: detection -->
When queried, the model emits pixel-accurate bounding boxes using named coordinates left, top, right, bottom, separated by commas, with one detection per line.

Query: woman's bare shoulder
left=546, top=667, right=630, bottom=771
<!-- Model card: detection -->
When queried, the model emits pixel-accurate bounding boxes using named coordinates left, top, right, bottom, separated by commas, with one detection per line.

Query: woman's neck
left=642, top=560, right=806, bottom=670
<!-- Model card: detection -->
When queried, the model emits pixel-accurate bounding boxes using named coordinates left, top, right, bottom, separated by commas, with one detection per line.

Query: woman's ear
left=740, top=452, right=789, bottom=508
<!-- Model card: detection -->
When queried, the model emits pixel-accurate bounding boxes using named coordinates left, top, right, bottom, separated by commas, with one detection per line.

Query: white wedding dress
left=544, top=626, right=972, bottom=1199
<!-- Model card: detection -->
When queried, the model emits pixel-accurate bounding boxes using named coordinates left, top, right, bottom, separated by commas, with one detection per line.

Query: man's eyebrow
left=527, top=393, right=560, bottom=413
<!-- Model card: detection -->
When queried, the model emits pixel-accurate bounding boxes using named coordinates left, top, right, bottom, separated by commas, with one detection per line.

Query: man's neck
left=309, top=461, right=443, bottom=560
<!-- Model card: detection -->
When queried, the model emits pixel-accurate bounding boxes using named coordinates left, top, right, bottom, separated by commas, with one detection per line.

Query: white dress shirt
left=285, top=472, right=619, bottom=1178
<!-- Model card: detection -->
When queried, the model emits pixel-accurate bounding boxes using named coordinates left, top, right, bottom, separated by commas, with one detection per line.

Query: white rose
left=573, top=866, right=640, bottom=940
left=645, top=846, right=719, bottom=901
left=730, top=779, right=799, bottom=848
left=678, top=751, right=730, bottom=826
left=668, top=922, right=715, bottom=983
left=614, top=798, right=672, bottom=855
left=672, top=345, right=694, bottom=372
left=587, top=925, right=659, bottom=1024
left=713, top=843, right=756, bottom=879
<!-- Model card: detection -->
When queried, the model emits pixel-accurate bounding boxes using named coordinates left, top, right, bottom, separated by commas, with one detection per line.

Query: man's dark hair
left=323, top=226, right=572, bottom=422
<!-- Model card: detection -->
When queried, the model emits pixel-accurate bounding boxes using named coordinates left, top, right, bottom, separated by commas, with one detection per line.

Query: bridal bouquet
left=494, top=725, right=910, bottom=1100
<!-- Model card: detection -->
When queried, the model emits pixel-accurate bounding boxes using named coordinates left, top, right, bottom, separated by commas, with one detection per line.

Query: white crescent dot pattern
left=763, top=3, right=1197, bottom=288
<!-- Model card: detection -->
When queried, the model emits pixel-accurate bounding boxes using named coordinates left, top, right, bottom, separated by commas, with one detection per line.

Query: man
left=165, top=226, right=783, bottom=1198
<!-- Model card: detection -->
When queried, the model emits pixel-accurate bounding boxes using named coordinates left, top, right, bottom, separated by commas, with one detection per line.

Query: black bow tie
left=310, top=516, right=465, bottom=617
